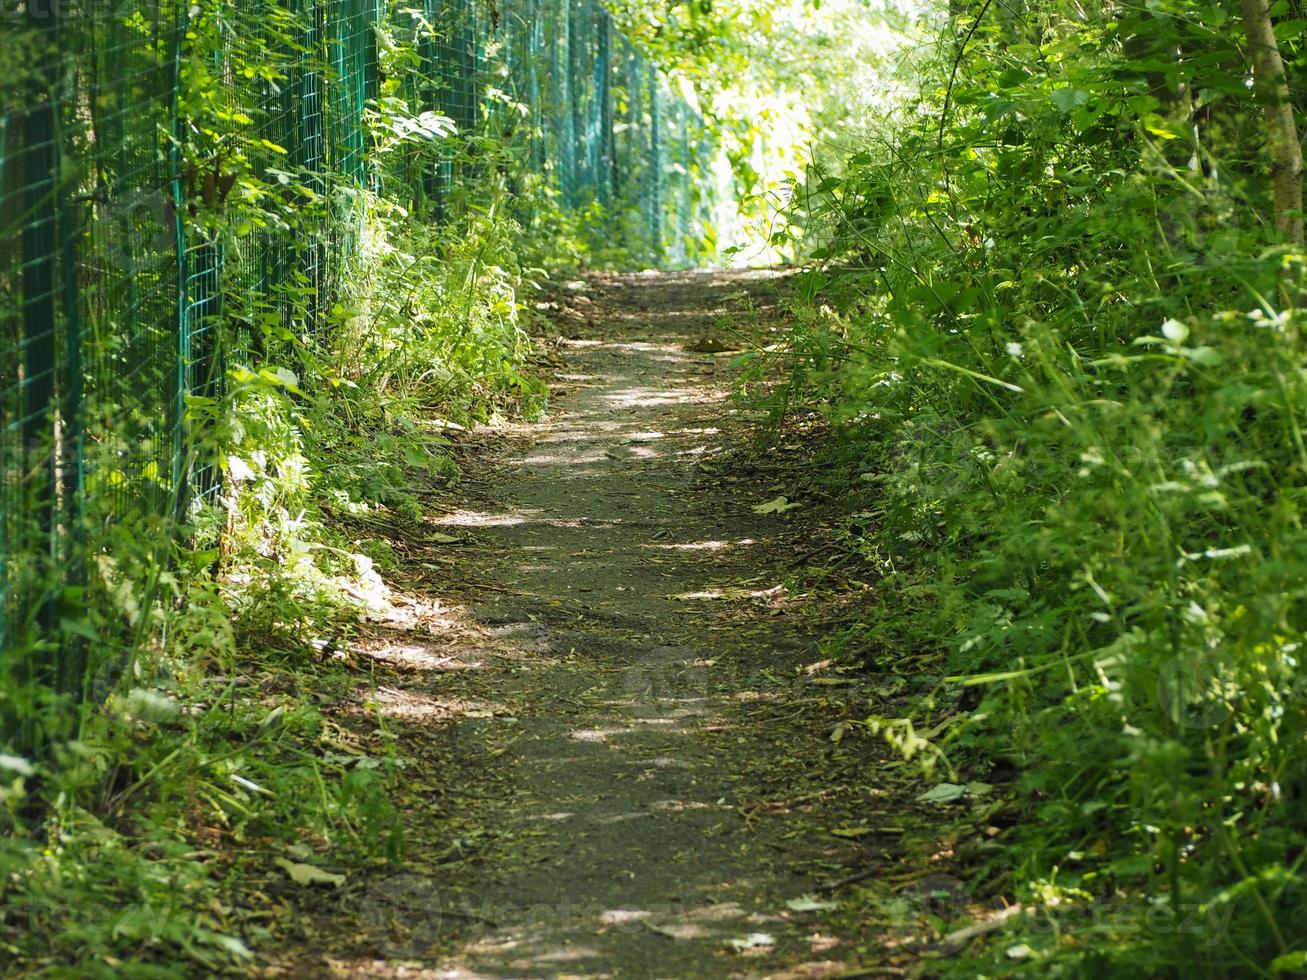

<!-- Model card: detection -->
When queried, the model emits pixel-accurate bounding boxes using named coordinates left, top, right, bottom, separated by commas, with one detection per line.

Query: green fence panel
left=0, top=0, right=718, bottom=756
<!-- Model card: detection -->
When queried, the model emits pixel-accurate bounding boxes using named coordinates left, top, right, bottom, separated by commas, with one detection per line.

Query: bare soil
left=268, top=270, right=954, bottom=979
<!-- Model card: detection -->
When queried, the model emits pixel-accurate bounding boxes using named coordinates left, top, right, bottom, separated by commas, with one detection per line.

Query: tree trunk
left=1239, top=0, right=1305, bottom=244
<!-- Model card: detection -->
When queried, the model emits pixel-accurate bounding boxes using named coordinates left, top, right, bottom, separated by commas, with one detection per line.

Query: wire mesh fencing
left=0, top=0, right=716, bottom=754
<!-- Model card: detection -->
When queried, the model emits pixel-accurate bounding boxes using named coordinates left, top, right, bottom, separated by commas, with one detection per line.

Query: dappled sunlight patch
left=554, top=372, right=605, bottom=384
left=533, top=420, right=633, bottom=438
left=646, top=921, right=713, bottom=940
left=519, top=448, right=615, bottom=466
left=623, top=755, right=692, bottom=769
left=436, top=508, right=536, bottom=528
left=510, top=945, right=601, bottom=966
left=646, top=538, right=735, bottom=551
left=372, top=595, right=460, bottom=632
left=669, top=583, right=785, bottom=602
left=674, top=444, right=715, bottom=460
left=684, top=901, right=750, bottom=923
left=352, top=687, right=509, bottom=722
left=649, top=798, right=718, bottom=812
left=607, top=341, right=675, bottom=353
left=598, top=908, right=652, bottom=925
left=615, top=717, right=710, bottom=739
left=352, top=590, right=495, bottom=672
left=730, top=689, right=789, bottom=703
left=603, top=386, right=711, bottom=409
left=570, top=726, right=632, bottom=742
left=597, top=810, right=651, bottom=825
left=360, top=643, right=459, bottom=672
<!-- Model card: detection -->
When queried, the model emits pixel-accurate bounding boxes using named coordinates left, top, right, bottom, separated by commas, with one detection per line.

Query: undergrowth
left=0, top=187, right=544, bottom=973
left=0, top=0, right=686, bottom=965
left=762, top=2, right=1307, bottom=975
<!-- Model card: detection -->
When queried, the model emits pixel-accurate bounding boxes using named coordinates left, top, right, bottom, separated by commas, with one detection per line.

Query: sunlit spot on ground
left=604, top=387, right=707, bottom=409
left=598, top=909, right=651, bottom=925
left=519, top=449, right=614, bottom=465
left=598, top=811, right=650, bottom=825
left=364, top=644, right=457, bottom=671
left=570, top=727, right=631, bottom=742
left=646, top=539, right=734, bottom=551
left=438, top=508, right=535, bottom=527
left=352, top=688, right=508, bottom=721
left=625, top=756, right=691, bottom=769
left=649, top=799, right=717, bottom=812
left=514, top=946, right=599, bottom=965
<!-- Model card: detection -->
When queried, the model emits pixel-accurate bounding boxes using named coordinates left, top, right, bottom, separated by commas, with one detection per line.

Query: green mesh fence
left=0, top=0, right=715, bottom=753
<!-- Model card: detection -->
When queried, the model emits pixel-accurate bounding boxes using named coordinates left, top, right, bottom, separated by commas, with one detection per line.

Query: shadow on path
left=304, top=270, right=901, bottom=979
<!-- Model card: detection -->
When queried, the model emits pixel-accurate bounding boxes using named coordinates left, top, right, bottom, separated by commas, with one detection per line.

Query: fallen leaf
left=752, top=495, right=802, bottom=515
left=786, top=895, right=838, bottom=912
left=214, top=934, right=254, bottom=960
left=275, top=857, right=345, bottom=887
left=916, top=781, right=992, bottom=805
left=426, top=532, right=461, bottom=544
left=917, top=782, right=966, bottom=805
left=830, top=826, right=873, bottom=838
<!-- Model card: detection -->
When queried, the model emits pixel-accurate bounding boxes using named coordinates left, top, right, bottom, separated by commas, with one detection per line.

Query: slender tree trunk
left=1239, top=0, right=1304, bottom=244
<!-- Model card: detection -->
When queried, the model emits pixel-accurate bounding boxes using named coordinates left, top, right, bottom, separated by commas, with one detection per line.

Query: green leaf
left=274, top=858, right=345, bottom=887
left=917, top=782, right=966, bottom=805
left=752, top=495, right=802, bottom=515
left=830, top=826, right=874, bottom=838
left=1272, top=951, right=1307, bottom=973
left=1051, top=87, right=1089, bottom=113
left=786, top=895, right=839, bottom=912
left=404, top=444, right=433, bottom=469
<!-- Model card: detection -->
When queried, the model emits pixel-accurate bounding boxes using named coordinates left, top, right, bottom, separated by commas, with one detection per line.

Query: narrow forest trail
left=281, top=271, right=938, bottom=979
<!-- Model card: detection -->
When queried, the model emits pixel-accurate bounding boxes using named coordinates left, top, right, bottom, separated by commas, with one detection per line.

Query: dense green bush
left=779, top=0, right=1307, bottom=972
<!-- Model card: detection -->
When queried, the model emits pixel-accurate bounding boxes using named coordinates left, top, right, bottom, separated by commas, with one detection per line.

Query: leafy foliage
left=769, top=0, right=1307, bottom=972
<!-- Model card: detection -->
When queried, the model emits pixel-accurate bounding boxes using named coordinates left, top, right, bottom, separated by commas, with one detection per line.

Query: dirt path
left=287, top=271, right=929, bottom=978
